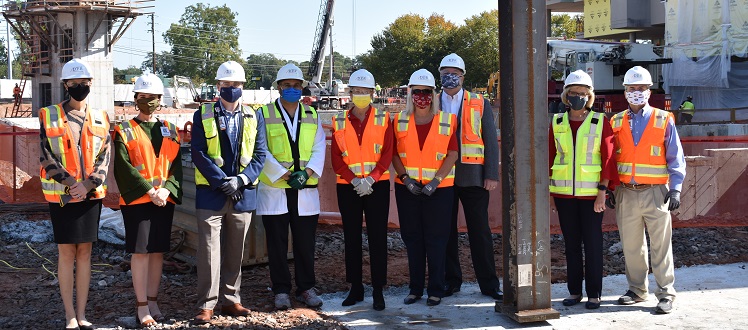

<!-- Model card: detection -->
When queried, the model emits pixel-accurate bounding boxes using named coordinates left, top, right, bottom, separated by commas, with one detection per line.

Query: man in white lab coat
left=257, top=63, right=327, bottom=310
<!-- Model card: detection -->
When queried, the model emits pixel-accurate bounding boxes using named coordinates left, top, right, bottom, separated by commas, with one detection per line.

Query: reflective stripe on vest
left=115, top=119, right=181, bottom=205
left=39, top=104, right=109, bottom=203
left=332, top=107, right=390, bottom=184
left=460, top=92, right=485, bottom=164
left=194, top=103, right=259, bottom=186
left=394, top=111, right=456, bottom=187
left=610, top=108, right=670, bottom=184
left=259, top=102, right=319, bottom=188
left=549, top=111, right=604, bottom=196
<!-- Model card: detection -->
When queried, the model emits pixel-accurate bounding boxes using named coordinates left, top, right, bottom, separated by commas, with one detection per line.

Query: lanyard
left=278, top=101, right=300, bottom=142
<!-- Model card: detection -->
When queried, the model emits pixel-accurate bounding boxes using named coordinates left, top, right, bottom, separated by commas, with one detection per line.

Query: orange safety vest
left=332, top=107, right=390, bottom=184
left=610, top=107, right=672, bottom=184
left=394, top=111, right=456, bottom=187
left=115, top=119, right=181, bottom=205
left=459, top=91, right=486, bottom=164
left=39, top=104, right=109, bottom=203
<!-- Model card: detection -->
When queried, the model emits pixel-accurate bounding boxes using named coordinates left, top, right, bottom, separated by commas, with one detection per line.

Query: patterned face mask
left=412, top=93, right=433, bottom=109
left=440, top=73, right=462, bottom=89
left=625, top=90, right=650, bottom=106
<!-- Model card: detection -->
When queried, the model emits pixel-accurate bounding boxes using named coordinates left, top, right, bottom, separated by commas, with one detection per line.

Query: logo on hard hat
left=142, top=81, right=152, bottom=87
left=419, top=75, right=428, bottom=80
left=356, top=76, right=366, bottom=81
left=225, top=69, right=235, bottom=74
left=633, top=73, right=641, bottom=78
left=72, top=66, right=83, bottom=72
left=287, top=69, right=298, bottom=74
left=448, top=58, right=456, bottom=62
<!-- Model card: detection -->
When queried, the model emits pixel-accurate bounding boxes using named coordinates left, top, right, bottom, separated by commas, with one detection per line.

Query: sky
left=110, top=0, right=499, bottom=70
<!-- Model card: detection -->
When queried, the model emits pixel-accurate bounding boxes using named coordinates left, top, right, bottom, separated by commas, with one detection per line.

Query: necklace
left=569, top=110, right=588, bottom=120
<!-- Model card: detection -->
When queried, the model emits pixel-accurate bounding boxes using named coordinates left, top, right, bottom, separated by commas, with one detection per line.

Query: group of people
left=550, top=66, right=685, bottom=314
left=39, top=56, right=684, bottom=330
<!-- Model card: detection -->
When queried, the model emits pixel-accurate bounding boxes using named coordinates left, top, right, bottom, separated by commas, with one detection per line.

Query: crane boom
left=308, top=0, right=335, bottom=84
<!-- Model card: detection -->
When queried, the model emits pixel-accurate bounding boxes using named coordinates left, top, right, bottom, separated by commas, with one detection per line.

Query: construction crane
left=303, top=0, right=349, bottom=109
left=308, top=0, right=334, bottom=86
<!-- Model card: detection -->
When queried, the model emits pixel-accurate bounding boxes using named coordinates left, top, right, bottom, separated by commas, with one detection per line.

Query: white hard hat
left=274, top=63, right=305, bottom=84
left=133, top=73, right=164, bottom=94
left=348, top=69, right=375, bottom=89
left=60, top=58, right=93, bottom=81
left=408, top=69, right=436, bottom=88
left=622, top=66, right=653, bottom=86
left=215, top=60, right=246, bottom=82
left=564, top=70, right=594, bottom=91
left=439, top=53, right=466, bottom=74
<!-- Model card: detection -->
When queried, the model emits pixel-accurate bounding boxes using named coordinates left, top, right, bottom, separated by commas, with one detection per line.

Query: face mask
left=351, top=94, right=371, bottom=109
left=136, top=97, right=160, bottom=114
left=440, top=73, right=462, bottom=89
left=281, top=87, right=302, bottom=103
left=412, top=93, right=433, bottom=109
left=625, top=90, right=650, bottom=106
left=220, top=86, right=242, bottom=103
left=567, top=95, right=588, bottom=111
left=67, top=84, right=90, bottom=101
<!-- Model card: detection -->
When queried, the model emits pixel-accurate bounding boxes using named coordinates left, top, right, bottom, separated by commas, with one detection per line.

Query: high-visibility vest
left=194, top=103, right=258, bottom=186
left=115, top=119, right=180, bottom=205
left=549, top=112, right=605, bottom=196
left=681, top=101, right=695, bottom=115
left=610, top=108, right=672, bottom=184
left=39, top=104, right=109, bottom=203
left=259, top=102, right=319, bottom=188
left=459, top=92, right=486, bottom=165
left=394, top=111, right=456, bottom=187
left=332, top=107, right=390, bottom=184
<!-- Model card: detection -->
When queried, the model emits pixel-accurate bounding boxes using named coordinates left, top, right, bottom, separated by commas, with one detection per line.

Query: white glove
left=354, top=176, right=375, bottom=196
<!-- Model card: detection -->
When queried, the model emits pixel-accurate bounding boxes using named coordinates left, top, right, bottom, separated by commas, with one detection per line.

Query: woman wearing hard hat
left=331, top=69, right=393, bottom=311
left=113, top=73, right=182, bottom=327
left=548, top=69, right=617, bottom=310
left=392, top=69, right=458, bottom=307
left=38, top=58, right=110, bottom=330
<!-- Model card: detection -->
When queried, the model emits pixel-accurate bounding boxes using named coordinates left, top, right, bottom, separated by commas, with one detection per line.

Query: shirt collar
left=217, top=100, right=240, bottom=116
left=443, top=89, right=464, bottom=101
left=627, top=104, right=652, bottom=118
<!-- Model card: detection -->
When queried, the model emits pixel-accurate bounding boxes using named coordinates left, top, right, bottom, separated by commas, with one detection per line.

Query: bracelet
left=399, top=173, right=410, bottom=181
left=433, top=175, right=443, bottom=182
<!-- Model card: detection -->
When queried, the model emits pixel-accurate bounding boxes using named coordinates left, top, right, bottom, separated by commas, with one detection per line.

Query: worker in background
left=678, top=96, right=695, bottom=124
left=393, top=69, right=458, bottom=307
left=609, top=66, right=685, bottom=314
left=13, top=83, right=21, bottom=103
left=375, top=83, right=381, bottom=97
left=548, top=70, right=617, bottom=310
left=190, top=61, right=267, bottom=324
left=331, top=69, right=392, bottom=311
left=258, top=63, right=327, bottom=310
left=437, top=53, right=503, bottom=300
left=38, top=58, right=110, bottom=330
left=113, top=73, right=182, bottom=327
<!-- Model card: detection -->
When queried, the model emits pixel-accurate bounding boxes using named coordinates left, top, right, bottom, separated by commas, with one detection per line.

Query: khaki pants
left=195, top=200, right=253, bottom=310
left=615, top=184, right=676, bottom=300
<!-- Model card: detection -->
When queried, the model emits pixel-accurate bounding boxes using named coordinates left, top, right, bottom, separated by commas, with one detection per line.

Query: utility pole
left=5, top=0, right=12, bottom=79
left=328, top=17, right=334, bottom=91
left=150, top=13, right=156, bottom=73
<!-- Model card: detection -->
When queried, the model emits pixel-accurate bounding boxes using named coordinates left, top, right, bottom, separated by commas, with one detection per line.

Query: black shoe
left=403, top=294, right=421, bottom=305
left=443, top=283, right=461, bottom=297
left=562, top=295, right=583, bottom=306
left=78, top=325, right=94, bottom=330
left=618, top=290, right=646, bottom=305
left=372, top=287, right=385, bottom=311
left=585, top=299, right=601, bottom=309
left=342, top=284, right=364, bottom=307
left=655, top=298, right=673, bottom=314
left=426, top=296, right=441, bottom=306
left=482, top=288, right=503, bottom=300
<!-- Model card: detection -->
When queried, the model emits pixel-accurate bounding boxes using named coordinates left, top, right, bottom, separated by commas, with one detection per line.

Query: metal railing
left=670, top=107, right=748, bottom=125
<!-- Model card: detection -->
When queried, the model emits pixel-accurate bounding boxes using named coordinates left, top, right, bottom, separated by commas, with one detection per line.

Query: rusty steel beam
left=497, top=0, right=559, bottom=323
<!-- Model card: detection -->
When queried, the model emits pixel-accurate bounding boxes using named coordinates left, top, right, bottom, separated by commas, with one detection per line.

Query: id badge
left=160, top=126, right=171, bottom=137
left=219, top=118, right=227, bottom=130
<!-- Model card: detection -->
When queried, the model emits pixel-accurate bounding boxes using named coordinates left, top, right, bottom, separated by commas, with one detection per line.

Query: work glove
left=230, top=190, right=243, bottom=202
left=403, top=177, right=422, bottom=195
left=605, top=189, right=616, bottom=209
left=287, top=170, right=310, bottom=190
left=354, top=176, right=375, bottom=196
left=422, top=178, right=441, bottom=197
left=664, top=189, right=681, bottom=211
left=220, top=176, right=244, bottom=195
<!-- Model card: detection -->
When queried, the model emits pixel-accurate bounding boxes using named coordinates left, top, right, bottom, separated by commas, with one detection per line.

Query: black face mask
left=67, top=84, right=90, bottom=101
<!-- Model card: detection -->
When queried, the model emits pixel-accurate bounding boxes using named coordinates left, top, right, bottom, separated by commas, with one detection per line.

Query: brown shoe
left=221, top=303, right=250, bottom=316
left=193, top=309, right=213, bottom=324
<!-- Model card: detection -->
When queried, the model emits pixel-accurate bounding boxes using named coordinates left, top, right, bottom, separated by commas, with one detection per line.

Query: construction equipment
left=486, top=71, right=500, bottom=106
left=199, top=84, right=217, bottom=103
left=303, top=0, right=350, bottom=109
left=172, top=75, right=200, bottom=108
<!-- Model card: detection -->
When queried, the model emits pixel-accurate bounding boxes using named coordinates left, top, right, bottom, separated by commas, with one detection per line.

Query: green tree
left=160, top=3, right=243, bottom=83
left=113, top=66, right=143, bottom=84
left=245, top=53, right=284, bottom=89
left=141, top=51, right=177, bottom=78
left=453, top=10, right=499, bottom=89
left=359, top=14, right=428, bottom=87
left=551, top=14, right=580, bottom=39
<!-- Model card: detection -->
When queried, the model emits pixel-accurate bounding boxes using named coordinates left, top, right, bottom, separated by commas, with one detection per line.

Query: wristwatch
left=597, top=184, right=607, bottom=191
left=399, top=173, right=410, bottom=181
left=433, top=175, right=444, bottom=182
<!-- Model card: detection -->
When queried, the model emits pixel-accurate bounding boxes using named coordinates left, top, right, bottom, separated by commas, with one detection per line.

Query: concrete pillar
left=547, top=9, right=552, bottom=38
left=497, top=0, right=559, bottom=323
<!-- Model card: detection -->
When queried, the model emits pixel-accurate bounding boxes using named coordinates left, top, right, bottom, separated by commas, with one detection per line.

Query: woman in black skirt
left=113, top=73, right=182, bottom=327
left=39, top=59, right=111, bottom=330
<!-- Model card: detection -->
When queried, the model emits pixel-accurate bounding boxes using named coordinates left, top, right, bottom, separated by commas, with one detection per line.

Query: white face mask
left=625, top=90, right=650, bottom=106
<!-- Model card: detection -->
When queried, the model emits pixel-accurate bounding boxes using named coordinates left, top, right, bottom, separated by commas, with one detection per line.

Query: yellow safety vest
left=681, top=101, right=695, bottom=116
left=549, top=111, right=604, bottom=196
left=194, top=103, right=258, bottom=186
left=259, top=102, right=319, bottom=188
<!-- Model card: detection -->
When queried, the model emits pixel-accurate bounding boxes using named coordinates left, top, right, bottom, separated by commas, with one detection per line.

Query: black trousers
left=337, top=181, right=390, bottom=287
left=445, top=186, right=500, bottom=294
left=680, top=113, right=693, bottom=124
left=263, top=188, right=319, bottom=295
left=395, top=184, right=453, bottom=298
left=554, top=197, right=604, bottom=299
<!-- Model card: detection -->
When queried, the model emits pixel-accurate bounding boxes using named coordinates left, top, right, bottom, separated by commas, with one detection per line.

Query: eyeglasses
left=218, top=81, right=244, bottom=88
left=65, top=81, right=91, bottom=88
left=411, top=89, right=433, bottom=95
left=567, top=91, right=589, bottom=97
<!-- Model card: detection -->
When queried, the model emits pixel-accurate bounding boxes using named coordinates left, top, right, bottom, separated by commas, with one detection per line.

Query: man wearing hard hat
left=437, top=53, right=503, bottom=301
left=257, top=63, right=327, bottom=310
left=190, top=60, right=268, bottom=324
left=610, top=66, right=685, bottom=314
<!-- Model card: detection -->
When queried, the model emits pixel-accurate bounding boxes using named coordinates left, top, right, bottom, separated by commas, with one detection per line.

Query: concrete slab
left=321, top=263, right=748, bottom=329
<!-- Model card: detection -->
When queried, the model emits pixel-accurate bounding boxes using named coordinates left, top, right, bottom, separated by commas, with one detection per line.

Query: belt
left=620, top=183, right=657, bottom=190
